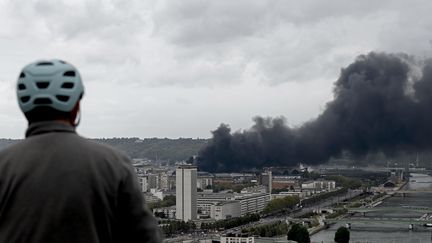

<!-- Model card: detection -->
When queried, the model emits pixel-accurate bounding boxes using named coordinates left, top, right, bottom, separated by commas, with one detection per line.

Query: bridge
left=393, top=190, right=432, bottom=194
left=347, top=206, right=432, bottom=214
left=325, top=205, right=432, bottom=224
left=325, top=217, right=432, bottom=225
left=387, top=190, right=432, bottom=197
left=382, top=167, right=430, bottom=173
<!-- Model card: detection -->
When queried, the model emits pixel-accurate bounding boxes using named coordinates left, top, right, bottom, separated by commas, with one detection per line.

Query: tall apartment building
left=136, top=174, right=159, bottom=192
left=159, top=172, right=169, bottom=190
left=260, top=170, right=272, bottom=193
left=147, top=174, right=159, bottom=190
left=176, top=165, right=197, bottom=221
left=138, top=176, right=148, bottom=192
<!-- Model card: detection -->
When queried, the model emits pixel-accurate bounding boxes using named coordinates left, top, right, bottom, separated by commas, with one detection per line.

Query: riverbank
left=311, top=173, right=432, bottom=243
left=309, top=189, right=393, bottom=236
left=309, top=222, right=335, bottom=236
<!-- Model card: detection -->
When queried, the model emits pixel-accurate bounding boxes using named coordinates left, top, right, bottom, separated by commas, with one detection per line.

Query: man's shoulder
left=0, top=134, right=131, bottom=166
left=0, top=140, right=22, bottom=157
left=0, top=138, right=34, bottom=156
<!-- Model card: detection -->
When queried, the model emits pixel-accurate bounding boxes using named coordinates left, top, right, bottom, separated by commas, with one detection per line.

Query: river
left=311, top=173, right=432, bottom=243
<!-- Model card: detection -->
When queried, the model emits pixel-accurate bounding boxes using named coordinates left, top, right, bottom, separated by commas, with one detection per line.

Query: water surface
left=311, top=173, right=432, bottom=243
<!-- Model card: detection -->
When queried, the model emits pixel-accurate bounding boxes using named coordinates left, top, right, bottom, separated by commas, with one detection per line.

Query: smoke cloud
left=197, top=52, right=432, bottom=172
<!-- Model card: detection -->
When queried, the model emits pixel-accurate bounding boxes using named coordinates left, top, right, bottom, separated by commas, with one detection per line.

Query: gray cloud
left=153, top=0, right=394, bottom=46
left=152, top=0, right=432, bottom=85
left=1, top=0, right=432, bottom=138
left=3, top=0, right=431, bottom=87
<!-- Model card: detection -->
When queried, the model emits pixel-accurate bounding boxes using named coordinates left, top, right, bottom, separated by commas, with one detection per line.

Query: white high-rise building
left=176, top=165, right=197, bottom=221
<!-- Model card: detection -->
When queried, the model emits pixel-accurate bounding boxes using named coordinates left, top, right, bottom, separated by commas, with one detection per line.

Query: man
left=0, top=59, right=162, bottom=243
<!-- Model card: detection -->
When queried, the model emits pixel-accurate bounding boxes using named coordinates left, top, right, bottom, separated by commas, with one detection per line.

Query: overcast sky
left=0, top=0, right=431, bottom=139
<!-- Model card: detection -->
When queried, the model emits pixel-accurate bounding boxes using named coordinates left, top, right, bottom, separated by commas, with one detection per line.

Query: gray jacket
left=0, top=121, right=162, bottom=243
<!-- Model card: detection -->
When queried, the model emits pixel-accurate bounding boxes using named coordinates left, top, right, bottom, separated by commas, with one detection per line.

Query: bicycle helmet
left=17, top=59, right=84, bottom=113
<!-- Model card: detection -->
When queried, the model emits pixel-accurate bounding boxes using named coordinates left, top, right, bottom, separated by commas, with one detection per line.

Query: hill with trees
left=0, top=137, right=207, bottom=163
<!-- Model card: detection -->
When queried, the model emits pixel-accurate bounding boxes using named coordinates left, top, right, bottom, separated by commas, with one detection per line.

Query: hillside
left=93, top=138, right=207, bottom=162
left=0, top=138, right=207, bottom=163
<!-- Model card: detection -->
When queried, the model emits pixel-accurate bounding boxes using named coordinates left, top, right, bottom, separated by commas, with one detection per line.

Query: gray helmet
left=17, top=59, right=84, bottom=113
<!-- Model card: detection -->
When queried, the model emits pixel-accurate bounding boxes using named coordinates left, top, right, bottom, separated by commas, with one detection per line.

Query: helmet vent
left=34, top=98, right=52, bottom=105
left=63, top=71, right=76, bottom=77
left=56, top=95, right=70, bottom=102
left=19, top=72, right=26, bottom=78
left=18, top=84, right=26, bottom=90
left=61, top=82, right=74, bottom=89
left=36, top=62, right=54, bottom=66
left=36, top=82, right=50, bottom=89
left=20, top=96, right=30, bottom=103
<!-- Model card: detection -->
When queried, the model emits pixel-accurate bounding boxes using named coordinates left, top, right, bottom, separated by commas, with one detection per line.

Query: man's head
left=16, top=59, right=84, bottom=125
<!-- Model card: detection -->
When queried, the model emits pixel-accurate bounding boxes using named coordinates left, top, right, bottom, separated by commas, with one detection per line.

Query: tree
left=334, top=226, right=350, bottom=243
left=148, top=195, right=176, bottom=210
left=287, top=224, right=310, bottom=243
left=263, top=195, right=300, bottom=214
left=154, top=212, right=166, bottom=218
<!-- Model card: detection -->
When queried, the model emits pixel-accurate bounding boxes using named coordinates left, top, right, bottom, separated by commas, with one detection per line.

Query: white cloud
left=0, top=0, right=431, bottom=138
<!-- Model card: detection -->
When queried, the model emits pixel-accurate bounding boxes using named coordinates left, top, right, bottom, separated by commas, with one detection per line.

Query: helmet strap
left=73, top=109, right=81, bottom=127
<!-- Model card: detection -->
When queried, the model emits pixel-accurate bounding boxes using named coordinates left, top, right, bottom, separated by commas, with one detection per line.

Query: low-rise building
left=214, top=173, right=256, bottom=184
left=197, top=192, right=270, bottom=218
left=221, top=235, right=297, bottom=243
left=149, top=188, right=164, bottom=200
left=301, top=180, right=336, bottom=191
left=241, top=185, right=267, bottom=194
left=153, top=206, right=176, bottom=219
left=236, top=193, right=270, bottom=215
left=271, top=190, right=309, bottom=199
left=221, top=235, right=254, bottom=243
left=143, top=192, right=160, bottom=204
left=271, top=176, right=298, bottom=190
left=197, top=192, right=235, bottom=216
left=210, top=201, right=241, bottom=220
left=197, top=171, right=214, bottom=190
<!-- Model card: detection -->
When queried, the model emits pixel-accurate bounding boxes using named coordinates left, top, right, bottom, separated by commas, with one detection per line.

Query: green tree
left=242, top=221, right=289, bottom=237
left=326, top=175, right=362, bottom=189
left=154, top=212, right=165, bottom=218
left=148, top=195, right=176, bottom=210
left=334, top=226, right=350, bottom=243
left=263, top=196, right=300, bottom=214
left=287, top=224, right=310, bottom=243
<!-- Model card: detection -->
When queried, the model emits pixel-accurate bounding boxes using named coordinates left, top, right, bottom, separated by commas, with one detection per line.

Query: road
left=229, top=189, right=363, bottom=233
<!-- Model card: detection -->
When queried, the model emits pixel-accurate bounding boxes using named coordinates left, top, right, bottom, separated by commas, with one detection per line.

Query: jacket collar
left=26, top=121, right=76, bottom=138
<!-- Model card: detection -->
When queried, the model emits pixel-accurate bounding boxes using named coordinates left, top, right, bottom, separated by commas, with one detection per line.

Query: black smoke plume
left=197, top=52, right=432, bottom=172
